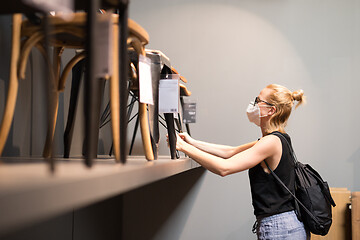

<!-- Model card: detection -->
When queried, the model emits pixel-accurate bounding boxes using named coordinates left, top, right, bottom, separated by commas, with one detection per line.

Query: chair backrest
left=128, top=19, right=149, bottom=45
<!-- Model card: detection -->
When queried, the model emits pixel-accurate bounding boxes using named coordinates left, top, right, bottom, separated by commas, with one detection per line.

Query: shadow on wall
left=122, top=167, right=206, bottom=240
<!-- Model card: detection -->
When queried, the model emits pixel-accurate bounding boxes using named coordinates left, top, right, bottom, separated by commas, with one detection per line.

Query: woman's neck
left=261, top=126, right=268, bottom=137
left=261, top=126, right=283, bottom=137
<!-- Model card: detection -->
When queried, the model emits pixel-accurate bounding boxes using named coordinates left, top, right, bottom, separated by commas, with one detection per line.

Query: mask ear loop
left=259, top=105, right=276, bottom=118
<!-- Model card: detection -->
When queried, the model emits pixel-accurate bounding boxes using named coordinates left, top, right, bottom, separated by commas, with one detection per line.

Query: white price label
left=95, top=13, right=113, bottom=78
left=139, top=55, right=154, bottom=105
left=159, top=76, right=179, bottom=113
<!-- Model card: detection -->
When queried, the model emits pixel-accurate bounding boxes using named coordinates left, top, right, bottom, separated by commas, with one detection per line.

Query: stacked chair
left=0, top=10, right=193, bottom=166
left=0, top=12, right=124, bottom=163
left=124, top=49, right=191, bottom=160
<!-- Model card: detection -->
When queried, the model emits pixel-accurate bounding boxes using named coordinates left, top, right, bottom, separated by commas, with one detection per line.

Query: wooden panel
left=352, top=192, right=360, bottom=240
left=311, top=188, right=351, bottom=240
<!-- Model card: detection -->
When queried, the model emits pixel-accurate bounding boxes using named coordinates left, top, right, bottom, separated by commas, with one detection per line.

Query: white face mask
left=246, top=102, right=272, bottom=126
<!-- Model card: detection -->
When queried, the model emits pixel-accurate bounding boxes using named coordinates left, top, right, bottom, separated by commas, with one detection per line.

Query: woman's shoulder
left=255, top=134, right=282, bottom=152
left=250, top=134, right=282, bottom=166
left=268, top=131, right=291, bottom=144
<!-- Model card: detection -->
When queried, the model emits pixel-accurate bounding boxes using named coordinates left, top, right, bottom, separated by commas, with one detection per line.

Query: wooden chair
left=0, top=14, right=22, bottom=157
left=57, top=15, right=152, bottom=162
left=126, top=28, right=155, bottom=161
left=0, top=13, right=150, bottom=163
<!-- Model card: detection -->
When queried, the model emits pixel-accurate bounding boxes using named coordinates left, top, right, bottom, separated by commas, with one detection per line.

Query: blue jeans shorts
left=255, top=210, right=310, bottom=240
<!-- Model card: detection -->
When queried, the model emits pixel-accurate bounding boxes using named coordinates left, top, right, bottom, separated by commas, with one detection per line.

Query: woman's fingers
left=178, top=133, right=186, bottom=141
left=166, top=133, right=188, bottom=151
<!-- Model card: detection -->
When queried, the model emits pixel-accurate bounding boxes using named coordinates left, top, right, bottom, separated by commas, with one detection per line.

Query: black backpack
left=265, top=132, right=336, bottom=236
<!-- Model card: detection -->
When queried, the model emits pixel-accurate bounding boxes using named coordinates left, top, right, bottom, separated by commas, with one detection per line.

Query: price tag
left=95, top=13, right=113, bottom=78
left=159, top=75, right=179, bottom=113
left=183, top=102, right=196, bottom=123
left=139, top=55, right=154, bottom=105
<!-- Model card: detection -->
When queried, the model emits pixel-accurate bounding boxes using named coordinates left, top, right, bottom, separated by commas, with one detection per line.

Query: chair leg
left=110, top=22, right=120, bottom=162
left=164, top=113, right=178, bottom=159
left=185, top=123, right=191, bottom=136
left=119, top=4, right=130, bottom=164
left=83, top=4, right=104, bottom=166
left=126, top=93, right=137, bottom=155
left=175, top=114, right=182, bottom=132
left=58, top=52, right=86, bottom=92
left=139, top=103, right=154, bottom=160
left=0, top=14, right=22, bottom=156
left=180, top=97, right=191, bottom=136
left=129, top=113, right=140, bottom=155
left=63, top=59, right=85, bottom=158
left=43, top=47, right=63, bottom=158
left=147, top=58, right=160, bottom=160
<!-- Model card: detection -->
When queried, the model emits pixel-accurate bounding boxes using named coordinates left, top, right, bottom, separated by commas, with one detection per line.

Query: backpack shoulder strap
left=271, top=132, right=298, bottom=163
left=264, top=160, right=321, bottom=224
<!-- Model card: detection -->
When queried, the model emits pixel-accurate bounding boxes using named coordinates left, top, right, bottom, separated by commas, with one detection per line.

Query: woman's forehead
left=259, top=87, right=272, bottom=98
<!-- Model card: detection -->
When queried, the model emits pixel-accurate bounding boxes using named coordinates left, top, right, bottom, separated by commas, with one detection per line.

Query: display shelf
left=0, top=156, right=201, bottom=235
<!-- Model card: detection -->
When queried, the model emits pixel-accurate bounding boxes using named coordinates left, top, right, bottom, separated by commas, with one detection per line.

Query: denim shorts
left=255, top=210, right=310, bottom=240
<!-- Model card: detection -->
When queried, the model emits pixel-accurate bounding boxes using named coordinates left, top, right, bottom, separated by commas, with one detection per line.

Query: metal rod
left=118, top=1, right=129, bottom=163
left=84, top=0, right=101, bottom=167
left=129, top=114, right=140, bottom=155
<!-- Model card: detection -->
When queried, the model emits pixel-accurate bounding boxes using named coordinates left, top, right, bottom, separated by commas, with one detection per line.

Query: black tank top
left=248, top=131, right=295, bottom=217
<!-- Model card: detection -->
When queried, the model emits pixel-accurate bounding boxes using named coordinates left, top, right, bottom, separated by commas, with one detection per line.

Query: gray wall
left=128, top=0, right=360, bottom=239
left=1, top=0, right=360, bottom=239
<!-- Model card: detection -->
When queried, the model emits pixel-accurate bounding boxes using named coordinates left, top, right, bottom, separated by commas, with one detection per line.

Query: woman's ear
left=268, top=106, right=276, bottom=116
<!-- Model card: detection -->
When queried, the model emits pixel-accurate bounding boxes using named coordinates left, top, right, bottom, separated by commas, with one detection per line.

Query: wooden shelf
left=0, top=156, right=201, bottom=235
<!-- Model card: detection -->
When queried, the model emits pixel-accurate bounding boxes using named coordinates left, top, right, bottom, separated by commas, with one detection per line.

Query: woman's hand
left=166, top=133, right=188, bottom=152
left=175, top=133, right=187, bottom=152
left=178, top=132, right=194, bottom=145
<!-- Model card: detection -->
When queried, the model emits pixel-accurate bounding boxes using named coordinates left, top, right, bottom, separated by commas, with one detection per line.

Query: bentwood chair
left=126, top=30, right=156, bottom=161
left=59, top=15, right=152, bottom=161
left=0, top=14, right=22, bottom=157
left=0, top=13, right=129, bottom=163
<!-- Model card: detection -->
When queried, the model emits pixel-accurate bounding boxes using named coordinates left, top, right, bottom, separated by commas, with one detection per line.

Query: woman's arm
left=176, top=134, right=280, bottom=177
left=179, top=133, right=257, bottom=159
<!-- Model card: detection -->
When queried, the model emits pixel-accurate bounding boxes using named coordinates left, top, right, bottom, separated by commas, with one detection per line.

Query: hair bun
left=292, top=89, right=304, bottom=102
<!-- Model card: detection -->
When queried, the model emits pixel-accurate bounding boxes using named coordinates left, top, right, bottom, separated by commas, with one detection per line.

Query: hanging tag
left=159, top=74, right=179, bottom=113
left=139, top=55, right=154, bottom=105
left=183, top=101, right=196, bottom=123
left=94, top=13, right=113, bottom=79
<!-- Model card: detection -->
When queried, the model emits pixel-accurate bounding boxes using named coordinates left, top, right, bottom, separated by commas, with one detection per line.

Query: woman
left=173, top=84, right=309, bottom=239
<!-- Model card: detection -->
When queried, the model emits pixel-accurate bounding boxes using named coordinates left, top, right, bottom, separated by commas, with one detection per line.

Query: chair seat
left=21, top=13, right=149, bottom=48
left=1, top=12, right=154, bottom=163
left=171, top=67, right=187, bottom=83
left=180, top=83, right=191, bottom=96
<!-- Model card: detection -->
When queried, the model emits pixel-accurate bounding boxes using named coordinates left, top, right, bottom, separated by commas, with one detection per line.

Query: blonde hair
left=265, top=84, right=306, bottom=133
